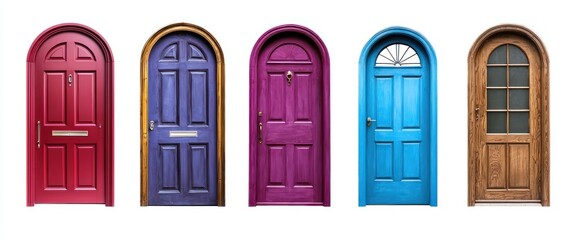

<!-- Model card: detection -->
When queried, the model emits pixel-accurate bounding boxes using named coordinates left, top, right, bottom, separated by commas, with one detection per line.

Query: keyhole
left=68, top=74, right=72, bottom=86
left=286, top=70, right=293, bottom=86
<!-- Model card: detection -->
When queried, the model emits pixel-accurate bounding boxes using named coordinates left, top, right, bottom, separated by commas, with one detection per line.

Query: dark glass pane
left=488, top=112, right=507, bottom=133
left=510, top=89, right=529, bottom=109
left=510, top=66, right=529, bottom=86
left=510, top=112, right=529, bottom=133
left=487, top=89, right=506, bottom=109
left=488, top=45, right=507, bottom=64
left=487, top=66, right=506, bottom=86
left=509, top=45, right=528, bottom=64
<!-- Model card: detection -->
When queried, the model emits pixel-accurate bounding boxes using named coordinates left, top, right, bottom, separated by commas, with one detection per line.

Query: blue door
left=148, top=32, right=217, bottom=205
left=359, top=28, right=437, bottom=206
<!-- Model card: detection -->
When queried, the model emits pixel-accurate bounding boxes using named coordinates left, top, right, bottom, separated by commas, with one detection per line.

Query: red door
left=31, top=30, right=107, bottom=204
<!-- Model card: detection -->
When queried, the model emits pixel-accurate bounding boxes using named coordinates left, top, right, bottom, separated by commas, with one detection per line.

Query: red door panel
left=34, top=31, right=105, bottom=204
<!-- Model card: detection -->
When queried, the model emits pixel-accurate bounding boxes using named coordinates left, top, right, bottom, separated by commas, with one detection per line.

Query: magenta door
left=249, top=25, right=330, bottom=206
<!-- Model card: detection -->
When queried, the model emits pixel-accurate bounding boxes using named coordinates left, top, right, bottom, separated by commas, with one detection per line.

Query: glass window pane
left=487, top=89, right=506, bottom=109
left=510, top=66, right=529, bottom=86
left=487, top=66, right=506, bottom=86
left=509, top=45, right=528, bottom=64
left=488, top=45, right=507, bottom=64
left=488, top=112, right=507, bottom=133
left=510, top=89, right=529, bottom=109
left=510, top=112, right=529, bottom=133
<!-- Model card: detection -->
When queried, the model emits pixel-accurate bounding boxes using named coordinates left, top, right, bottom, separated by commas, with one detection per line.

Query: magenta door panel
left=249, top=25, right=331, bottom=206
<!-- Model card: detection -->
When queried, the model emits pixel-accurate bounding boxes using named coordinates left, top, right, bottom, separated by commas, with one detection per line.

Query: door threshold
left=475, top=203, right=542, bottom=206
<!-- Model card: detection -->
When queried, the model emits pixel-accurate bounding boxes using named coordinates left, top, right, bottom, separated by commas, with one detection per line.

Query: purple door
left=148, top=32, right=217, bottom=205
left=250, top=25, right=330, bottom=206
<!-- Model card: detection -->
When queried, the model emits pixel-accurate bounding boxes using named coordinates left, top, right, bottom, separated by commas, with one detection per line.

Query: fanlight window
left=376, top=44, right=421, bottom=67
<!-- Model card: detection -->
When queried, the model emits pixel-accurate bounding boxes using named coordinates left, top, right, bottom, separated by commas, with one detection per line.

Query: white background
left=1, top=0, right=577, bottom=239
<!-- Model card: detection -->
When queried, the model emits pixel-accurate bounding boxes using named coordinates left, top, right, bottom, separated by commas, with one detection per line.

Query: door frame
left=26, top=23, right=115, bottom=206
left=358, top=27, right=438, bottom=206
left=249, top=24, right=331, bottom=206
left=468, top=24, right=550, bottom=206
left=140, top=23, right=225, bottom=206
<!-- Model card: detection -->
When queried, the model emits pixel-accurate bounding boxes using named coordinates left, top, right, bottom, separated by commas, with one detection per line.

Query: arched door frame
left=358, top=27, right=438, bottom=206
left=27, top=23, right=115, bottom=206
left=140, top=23, right=226, bottom=206
left=249, top=24, right=331, bottom=206
left=468, top=24, right=550, bottom=206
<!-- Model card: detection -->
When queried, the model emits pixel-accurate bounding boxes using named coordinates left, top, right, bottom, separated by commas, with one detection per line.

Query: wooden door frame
left=468, top=24, right=550, bottom=206
left=358, top=27, right=438, bottom=206
left=140, top=23, right=225, bottom=206
left=26, top=23, right=115, bottom=206
left=249, top=24, right=331, bottom=206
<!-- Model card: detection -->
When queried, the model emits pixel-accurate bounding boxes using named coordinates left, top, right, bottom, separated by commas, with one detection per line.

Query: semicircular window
left=376, top=44, right=421, bottom=67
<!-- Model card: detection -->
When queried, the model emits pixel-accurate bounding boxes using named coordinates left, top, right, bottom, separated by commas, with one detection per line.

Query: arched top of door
left=468, top=24, right=549, bottom=66
left=27, top=23, right=114, bottom=63
left=359, top=26, right=436, bottom=69
left=250, top=24, right=330, bottom=69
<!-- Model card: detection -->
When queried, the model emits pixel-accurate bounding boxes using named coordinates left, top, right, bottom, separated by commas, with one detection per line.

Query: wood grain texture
left=468, top=24, right=549, bottom=206
left=26, top=23, right=114, bottom=206
left=140, top=23, right=225, bottom=206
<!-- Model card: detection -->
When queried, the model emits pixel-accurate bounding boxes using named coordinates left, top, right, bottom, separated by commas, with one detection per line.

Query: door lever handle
left=149, top=121, right=155, bottom=131
left=37, top=121, right=41, bottom=148
left=258, top=122, right=263, bottom=144
left=367, top=117, right=377, bottom=127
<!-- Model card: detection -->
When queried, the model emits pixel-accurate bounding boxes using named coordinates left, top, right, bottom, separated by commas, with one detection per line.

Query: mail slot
left=169, top=131, right=198, bottom=137
left=52, top=130, right=89, bottom=137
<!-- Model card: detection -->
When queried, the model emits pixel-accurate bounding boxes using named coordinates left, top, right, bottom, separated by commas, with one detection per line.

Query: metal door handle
left=149, top=121, right=154, bottom=131
left=475, top=107, right=480, bottom=121
left=258, top=122, right=263, bottom=144
left=286, top=70, right=293, bottom=86
left=68, top=74, right=72, bottom=86
left=37, top=121, right=41, bottom=148
left=367, top=117, right=377, bottom=127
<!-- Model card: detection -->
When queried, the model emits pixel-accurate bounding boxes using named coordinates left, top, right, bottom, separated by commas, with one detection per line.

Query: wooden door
left=365, top=42, right=430, bottom=204
left=249, top=25, right=330, bottom=206
left=469, top=25, right=549, bottom=205
left=28, top=25, right=113, bottom=205
left=146, top=31, right=218, bottom=205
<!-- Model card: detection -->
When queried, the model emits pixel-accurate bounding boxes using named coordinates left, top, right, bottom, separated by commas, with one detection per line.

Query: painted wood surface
left=249, top=25, right=330, bottom=206
left=468, top=24, right=549, bottom=206
left=147, top=31, right=218, bottom=205
left=359, top=27, right=437, bottom=206
left=27, top=24, right=114, bottom=206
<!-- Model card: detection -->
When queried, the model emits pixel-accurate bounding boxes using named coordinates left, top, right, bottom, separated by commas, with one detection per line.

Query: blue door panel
left=148, top=32, right=217, bottom=205
left=361, top=29, right=436, bottom=205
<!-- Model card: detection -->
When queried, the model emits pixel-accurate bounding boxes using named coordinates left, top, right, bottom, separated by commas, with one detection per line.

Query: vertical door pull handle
left=37, top=121, right=41, bottom=148
left=258, top=122, right=263, bottom=144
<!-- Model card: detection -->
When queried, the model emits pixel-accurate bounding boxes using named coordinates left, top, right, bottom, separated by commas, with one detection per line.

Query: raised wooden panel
left=295, top=73, right=311, bottom=121
left=160, top=43, right=178, bottom=62
left=268, top=74, right=285, bottom=121
left=269, top=43, right=310, bottom=62
left=76, top=72, right=96, bottom=124
left=75, top=43, right=95, bottom=61
left=45, top=72, right=66, bottom=125
left=487, top=144, right=506, bottom=189
left=402, top=142, right=420, bottom=179
left=45, top=43, right=66, bottom=61
left=295, top=145, right=313, bottom=186
left=376, top=77, right=393, bottom=129
left=45, top=145, right=66, bottom=189
left=160, top=145, right=180, bottom=193
left=189, top=144, right=208, bottom=191
left=375, top=143, right=393, bottom=179
left=76, top=144, right=96, bottom=189
left=189, top=71, right=208, bottom=125
left=268, top=145, right=286, bottom=186
left=160, top=71, right=178, bottom=125
left=509, top=144, right=530, bottom=189
left=188, top=44, right=206, bottom=61
left=403, top=77, right=421, bottom=128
